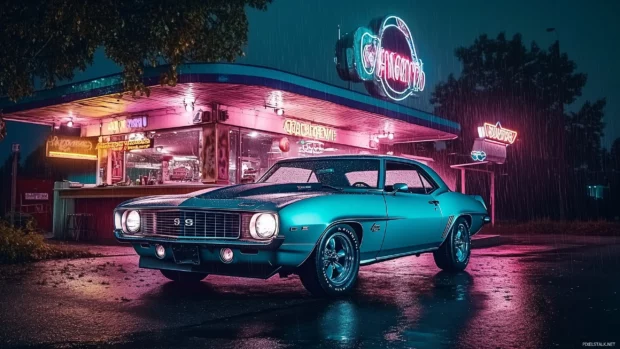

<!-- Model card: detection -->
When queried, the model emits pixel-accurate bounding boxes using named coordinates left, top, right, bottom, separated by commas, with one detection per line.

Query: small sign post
left=10, top=144, right=19, bottom=226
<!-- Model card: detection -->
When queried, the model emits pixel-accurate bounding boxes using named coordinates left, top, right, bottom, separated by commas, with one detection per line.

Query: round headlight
left=125, top=210, right=141, bottom=233
left=251, top=213, right=278, bottom=239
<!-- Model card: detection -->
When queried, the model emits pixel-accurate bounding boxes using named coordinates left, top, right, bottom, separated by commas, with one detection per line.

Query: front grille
left=141, top=210, right=241, bottom=239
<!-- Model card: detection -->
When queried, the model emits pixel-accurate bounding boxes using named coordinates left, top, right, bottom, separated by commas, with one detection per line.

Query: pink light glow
left=481, top=122, right=517, bottom=145
left=374, top=48, right=425, bottom=92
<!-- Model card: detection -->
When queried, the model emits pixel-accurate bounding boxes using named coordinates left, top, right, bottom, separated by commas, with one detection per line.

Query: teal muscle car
left=114, top=155, right=490, bottom=296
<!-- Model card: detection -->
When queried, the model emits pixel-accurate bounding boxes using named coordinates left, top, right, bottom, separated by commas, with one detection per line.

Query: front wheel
left=433, top=217, right=471, bottom=272
left=160, top=269, right=208, bottom=283
left=298, top=224, right=360, bottom=297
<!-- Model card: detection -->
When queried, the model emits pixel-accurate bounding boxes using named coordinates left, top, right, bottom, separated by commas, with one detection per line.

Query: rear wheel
left=433, top=217, right=471, bottom=272
left=298, top=224, right=360, bottom=297
left=160, top=269, right=207, bottom=283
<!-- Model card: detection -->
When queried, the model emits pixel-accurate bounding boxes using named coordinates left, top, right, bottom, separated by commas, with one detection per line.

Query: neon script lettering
left=479, top=122, right=517, bottom=145
left=283, top=119, right=337, bottom=142
left=372, top=48, right=425, bottom=92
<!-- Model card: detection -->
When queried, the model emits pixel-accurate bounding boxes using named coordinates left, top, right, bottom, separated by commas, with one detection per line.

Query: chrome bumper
left=114, top=230, right=285, bottom=250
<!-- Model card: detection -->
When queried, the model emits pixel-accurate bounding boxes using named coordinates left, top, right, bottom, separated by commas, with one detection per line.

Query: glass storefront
left=229, top=128, right=373, bottom=185
left=96, top=124, right=376, bottom=186
left=97, top=128, right=202, bottom=185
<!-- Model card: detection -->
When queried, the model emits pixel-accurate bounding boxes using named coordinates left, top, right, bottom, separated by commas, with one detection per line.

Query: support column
left=490, top=171, right=495, bottom=227
left=460, top=168, right=466, bottom=194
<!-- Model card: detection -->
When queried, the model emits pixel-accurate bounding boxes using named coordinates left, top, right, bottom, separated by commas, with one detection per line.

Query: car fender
left=275, top=193, right=388, bottom=268
left=434, top=191, right=489, bottom=243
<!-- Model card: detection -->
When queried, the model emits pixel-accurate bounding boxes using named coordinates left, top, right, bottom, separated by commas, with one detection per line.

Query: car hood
left=117, top=183, right=333, bottom=211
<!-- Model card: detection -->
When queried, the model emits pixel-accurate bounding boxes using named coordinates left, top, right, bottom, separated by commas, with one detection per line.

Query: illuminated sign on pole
left=477, top=122, right=517, bottom=145
left=336, top=15, right=426, bottom=101
left=471, top=150, right=487, bottom=162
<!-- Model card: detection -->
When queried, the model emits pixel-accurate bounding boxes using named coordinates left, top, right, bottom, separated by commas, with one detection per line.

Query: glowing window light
left=48, top=151, right=97, bottom=160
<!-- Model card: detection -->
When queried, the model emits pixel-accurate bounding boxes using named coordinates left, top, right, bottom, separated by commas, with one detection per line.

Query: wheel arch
left=440, top=214, right=472, bottom=246
left=295, top=220, right=364, bottom=268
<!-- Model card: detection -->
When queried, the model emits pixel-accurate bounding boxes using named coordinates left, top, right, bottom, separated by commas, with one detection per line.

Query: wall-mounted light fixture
left=184, top=99, right=195, bottom=112
left=67, top=117, right=74, bottom=128
left=274, top=108, right=284, bottom=116
left=371, top=131, right=394, bottom=142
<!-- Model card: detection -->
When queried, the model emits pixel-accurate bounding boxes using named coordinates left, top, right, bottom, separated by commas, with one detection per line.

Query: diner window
left=233, top=128, right=371, bottom=184
left=121, top=129, right=201, bottom=185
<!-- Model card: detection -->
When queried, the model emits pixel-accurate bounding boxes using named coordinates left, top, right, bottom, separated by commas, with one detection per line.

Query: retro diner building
left=0, top=16, right=462, bottom=242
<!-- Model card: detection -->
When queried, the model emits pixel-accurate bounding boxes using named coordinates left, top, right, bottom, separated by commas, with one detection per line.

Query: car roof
left=276, top=154, right=422, bottom=164
left=274, top=154, right=449, bottom=191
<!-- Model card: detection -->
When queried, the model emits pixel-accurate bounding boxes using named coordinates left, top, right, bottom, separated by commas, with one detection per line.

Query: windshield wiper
left=321, top=184, right=344, bottom=191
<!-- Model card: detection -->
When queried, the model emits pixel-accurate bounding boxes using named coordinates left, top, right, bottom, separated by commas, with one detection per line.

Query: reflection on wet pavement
left=0, top=240, right=619, bottom=348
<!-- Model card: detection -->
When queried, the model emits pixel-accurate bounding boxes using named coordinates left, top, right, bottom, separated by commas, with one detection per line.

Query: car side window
left=384, top=161, right=432, bottom=195
left=266, top=167, right=318, bottom=183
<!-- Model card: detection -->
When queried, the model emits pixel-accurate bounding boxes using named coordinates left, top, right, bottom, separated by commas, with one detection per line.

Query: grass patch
left=481, top=219, right=620, bottom=236
left=0, top=221, right=100, bottom=264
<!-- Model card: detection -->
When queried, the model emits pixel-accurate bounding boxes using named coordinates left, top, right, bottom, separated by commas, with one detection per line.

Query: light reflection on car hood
left=117, top=183, right=334, bottom=211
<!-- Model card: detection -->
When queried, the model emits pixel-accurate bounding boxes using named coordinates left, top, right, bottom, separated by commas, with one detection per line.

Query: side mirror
left=392, top=183, right=409, bottom=194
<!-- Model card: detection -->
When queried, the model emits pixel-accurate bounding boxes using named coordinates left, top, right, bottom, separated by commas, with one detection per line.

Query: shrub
left=0, top=221, right=98, bottom=264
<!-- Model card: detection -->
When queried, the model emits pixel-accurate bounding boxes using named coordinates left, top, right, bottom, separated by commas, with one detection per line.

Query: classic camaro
left=114, top=155, right=490, bottom=296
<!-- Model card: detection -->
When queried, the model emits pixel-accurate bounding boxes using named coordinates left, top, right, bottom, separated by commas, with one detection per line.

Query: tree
left=430, top=33, right=602, bottom=220
left=0, top=0, right=272, bottom=101
left=566, top=99, right=606, bottom=171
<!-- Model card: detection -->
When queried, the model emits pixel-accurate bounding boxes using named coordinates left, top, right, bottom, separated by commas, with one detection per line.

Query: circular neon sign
left=336, top=16, right=426, bottom=101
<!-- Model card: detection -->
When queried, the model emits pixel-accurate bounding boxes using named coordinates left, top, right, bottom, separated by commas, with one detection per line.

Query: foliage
left=566, top=99, right=606, bottom=171
left=431, top=33, right=586, bottom=114
left=0, top=221, right=99, bottom=264
left=482, top=219, right=620, bottom=236
left=0, top=0, right=272, bottom=101
left=430, top=32, right=606, bottom=220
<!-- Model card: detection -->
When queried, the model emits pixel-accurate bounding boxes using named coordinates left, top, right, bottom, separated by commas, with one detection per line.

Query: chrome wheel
left=453, top=224, right=470, bottom=263
left=321, top=232, right=354, bottom=287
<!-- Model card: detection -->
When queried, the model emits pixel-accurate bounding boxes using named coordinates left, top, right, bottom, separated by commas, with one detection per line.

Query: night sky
left=2, top=0, right=618, bottom=165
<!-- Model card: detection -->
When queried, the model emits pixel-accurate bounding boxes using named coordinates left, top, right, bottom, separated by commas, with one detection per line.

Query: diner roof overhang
left=0, top=63, right=460, bottom=143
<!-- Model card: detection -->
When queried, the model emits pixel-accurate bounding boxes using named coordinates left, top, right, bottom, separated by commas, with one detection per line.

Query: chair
left=66, top=213, right=94, bottom=241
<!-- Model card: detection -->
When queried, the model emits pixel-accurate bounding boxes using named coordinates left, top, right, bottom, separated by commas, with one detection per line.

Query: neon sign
left=477, top=122, right=517, bottom=145
left=471, top=150, right=487, bottom=162
left=283, top=119, right=337, bottom=142
left=298, top=140, right=325, bottom=155
left=336, top=16, right=426, bottom=101
left=96, top=138, right=153, bottom=151
left=46, top=136, right=98, bottom=161
left=107, top=116, right=148, bottom=133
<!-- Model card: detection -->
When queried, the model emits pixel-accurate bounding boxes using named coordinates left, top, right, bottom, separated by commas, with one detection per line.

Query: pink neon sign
left=335, top=16, right=426, bottom=101
left=372, top=49, right=425, bottom=92
left=477, top=122, right=517, bottom=145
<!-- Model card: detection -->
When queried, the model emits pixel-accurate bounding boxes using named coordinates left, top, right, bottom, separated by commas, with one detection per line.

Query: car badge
left=237, top=202, right=255, bottom=207
left=297, top=185, right=312, bottom=190
left=370, top=223, right=381, bottom=232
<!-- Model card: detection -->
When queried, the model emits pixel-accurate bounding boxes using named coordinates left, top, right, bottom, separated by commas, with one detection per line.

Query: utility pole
left=10, top=143, right=19, bottom=226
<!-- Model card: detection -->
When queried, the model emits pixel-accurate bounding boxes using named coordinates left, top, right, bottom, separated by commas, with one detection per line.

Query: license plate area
left=171, top=245, right=200, bottom=265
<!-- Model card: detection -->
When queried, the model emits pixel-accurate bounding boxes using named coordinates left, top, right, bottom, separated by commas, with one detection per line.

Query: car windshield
left=258, top=159, right=380, bottom=189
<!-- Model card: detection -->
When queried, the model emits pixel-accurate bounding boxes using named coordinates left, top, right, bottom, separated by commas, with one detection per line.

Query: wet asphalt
left=0, top=235, right=619, bottom=349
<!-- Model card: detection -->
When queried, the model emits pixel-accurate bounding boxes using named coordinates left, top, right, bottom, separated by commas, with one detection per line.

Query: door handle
left=428, top=200, right=440, bottom=205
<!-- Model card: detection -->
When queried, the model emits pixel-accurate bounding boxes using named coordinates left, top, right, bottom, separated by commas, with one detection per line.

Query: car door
left=378, top=160, right=444, bottom=257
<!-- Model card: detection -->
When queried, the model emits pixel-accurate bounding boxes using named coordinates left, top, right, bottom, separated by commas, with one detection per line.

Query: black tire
left=160, top=269, right=207, bottom=283
left=298, top=224, right=360, bottom=297
left=433, top=217, right=471, bottom=272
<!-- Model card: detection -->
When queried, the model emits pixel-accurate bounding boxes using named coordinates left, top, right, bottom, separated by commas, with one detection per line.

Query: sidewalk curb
left=472, top=234, right=503, bottom=249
